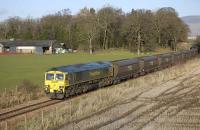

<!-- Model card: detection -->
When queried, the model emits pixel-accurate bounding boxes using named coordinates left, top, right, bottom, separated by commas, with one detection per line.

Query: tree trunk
left=137, top=32, right=141, bottom=55
left=103, top=24, right=108, bottom=50
left=174, top=37, right=177, bottom=51
left=89, top=38, right=93, bottom=54
left=158, top=34, right=161, bottom=45
left=103, top=29, right=106, bottom=49
left=68, top=27, right=72, bottom=49
left=129, top=41, right=131, bottom=49
left=105, top=38, right=108, bottom=50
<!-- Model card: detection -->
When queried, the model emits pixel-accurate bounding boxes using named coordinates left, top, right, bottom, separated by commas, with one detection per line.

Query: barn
left=0, top=40, right=58, bottom=54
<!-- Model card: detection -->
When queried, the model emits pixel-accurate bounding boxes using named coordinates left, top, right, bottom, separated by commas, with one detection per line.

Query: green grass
left=0, top=50, right=154, bottom=91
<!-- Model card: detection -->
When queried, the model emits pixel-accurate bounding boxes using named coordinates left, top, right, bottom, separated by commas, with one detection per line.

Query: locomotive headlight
left=59, top=86, right=64, bottom=93
left=44, top=85, right=50, bottom=93
left=45, top=85, right=49, bottom=89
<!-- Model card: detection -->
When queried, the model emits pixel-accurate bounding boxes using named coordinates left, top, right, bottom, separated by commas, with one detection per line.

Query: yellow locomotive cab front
left=44, top=71, right=69, bottom=99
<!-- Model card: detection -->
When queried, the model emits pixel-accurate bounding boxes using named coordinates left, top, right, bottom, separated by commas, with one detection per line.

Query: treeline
left=0, top=6, right=189, bottom=54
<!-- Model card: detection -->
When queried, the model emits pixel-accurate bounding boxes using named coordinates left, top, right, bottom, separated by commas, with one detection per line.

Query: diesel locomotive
left=44, top=49, right=198, bottom=99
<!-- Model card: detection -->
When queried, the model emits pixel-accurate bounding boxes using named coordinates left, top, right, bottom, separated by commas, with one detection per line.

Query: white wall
left=16, top=46, right=43, bottom=54
left=188, top=36, right=197, bottom=40
left=0, top=44, right=3, bottom=53
left=0, top=47, right=2, bottom=53
left=16, top=46, right=36, bottom=50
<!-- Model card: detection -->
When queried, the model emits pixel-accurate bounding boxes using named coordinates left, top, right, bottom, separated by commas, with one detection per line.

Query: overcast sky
left=0, top=0, right=200, bottom=21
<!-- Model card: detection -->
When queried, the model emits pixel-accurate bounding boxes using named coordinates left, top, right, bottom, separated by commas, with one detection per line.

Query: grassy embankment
left=3, top=54, right=199, bottom=130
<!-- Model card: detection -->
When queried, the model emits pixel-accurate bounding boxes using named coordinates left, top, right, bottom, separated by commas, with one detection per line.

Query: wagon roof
left=112, top=58, right=139, bottom=66
left=158, top=53, right=173, bottom=57
left=182, top=50, right=191, bottom=53
left=49, top=61, right=112, bottom=73
left=140, top=55, right=158, bottom=60
left=173, top=52, right=182, bottom=55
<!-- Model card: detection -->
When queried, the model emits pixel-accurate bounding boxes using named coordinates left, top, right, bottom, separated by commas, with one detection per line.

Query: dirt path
left=57, top=64, right=200, bottom=130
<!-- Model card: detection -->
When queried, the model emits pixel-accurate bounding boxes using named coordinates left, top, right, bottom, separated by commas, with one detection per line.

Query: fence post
left=70, top=101, right=72, bottom=121
left=41, top=110, right=44, bottom=127
left=55, top=107, right=58, bottom=119
left=5, top=121, right=7, bottom=130
left=4, top=88, right=6, bottom=95
left=16, top=85, right=18, bottom=92
left=24, top=114, right=27, bottom=130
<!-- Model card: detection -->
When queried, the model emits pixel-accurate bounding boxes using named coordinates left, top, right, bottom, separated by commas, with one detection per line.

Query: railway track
left=0, top=99, right=63, bottom=121
left=0, top=68, right=185, bottom=124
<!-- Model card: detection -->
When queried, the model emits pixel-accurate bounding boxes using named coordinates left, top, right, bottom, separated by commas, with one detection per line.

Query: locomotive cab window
left=55, top=74, right=64, bottom=80
left=46, top=73, right=54, bottom=80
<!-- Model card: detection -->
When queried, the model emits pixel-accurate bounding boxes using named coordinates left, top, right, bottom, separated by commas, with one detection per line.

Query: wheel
left=46, top=93, right=56, bottom=99
left=47, top=91, right=65, bottom=99
left=113, top=79, right=120, bottom=85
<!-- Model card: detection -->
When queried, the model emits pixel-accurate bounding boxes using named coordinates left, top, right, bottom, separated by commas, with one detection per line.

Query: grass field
left=0, top=50, right=155, bottom=91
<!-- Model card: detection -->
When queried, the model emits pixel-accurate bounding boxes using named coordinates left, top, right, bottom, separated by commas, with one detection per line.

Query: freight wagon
left=112, top=58, right=141, bottom=83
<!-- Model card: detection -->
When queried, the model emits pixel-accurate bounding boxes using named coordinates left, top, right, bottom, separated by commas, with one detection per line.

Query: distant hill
left=181, top=16, right=200, bottom=36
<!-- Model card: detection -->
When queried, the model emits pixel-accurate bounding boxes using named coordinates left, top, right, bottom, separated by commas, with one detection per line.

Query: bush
left=0, top=80, right=44, bottom=109
left=18, top=80, right=39, bottom=93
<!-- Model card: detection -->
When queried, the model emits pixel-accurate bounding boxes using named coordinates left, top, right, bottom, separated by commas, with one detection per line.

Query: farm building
left=0, top=40, right=58, bottom=54
left=0, top=43, right=3, bottom=53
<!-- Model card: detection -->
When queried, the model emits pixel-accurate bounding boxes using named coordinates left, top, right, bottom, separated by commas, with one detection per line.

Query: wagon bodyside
left=112, top=58, right=140, bottom=80
left=140, top=56, right=159, bottom=72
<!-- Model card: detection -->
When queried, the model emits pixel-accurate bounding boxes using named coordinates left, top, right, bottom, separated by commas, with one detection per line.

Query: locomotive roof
left=48, top=61, right=112, bottom=73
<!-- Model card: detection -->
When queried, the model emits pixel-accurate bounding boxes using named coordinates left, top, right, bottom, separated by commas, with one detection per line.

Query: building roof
left=0, top=40, right=57, bottom=47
